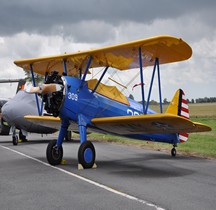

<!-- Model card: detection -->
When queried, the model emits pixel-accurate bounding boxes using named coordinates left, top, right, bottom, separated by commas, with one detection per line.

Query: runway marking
left=1, top=145, right=165, bottom=210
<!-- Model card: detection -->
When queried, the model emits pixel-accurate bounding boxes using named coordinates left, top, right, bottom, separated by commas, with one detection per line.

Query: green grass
left=149, top=103, right=216, bottom=117
left=177, top=117, right=216, bottom=158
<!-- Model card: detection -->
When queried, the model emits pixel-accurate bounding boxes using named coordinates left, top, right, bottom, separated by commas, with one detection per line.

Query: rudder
left=166, top=89, right=189, bottom=142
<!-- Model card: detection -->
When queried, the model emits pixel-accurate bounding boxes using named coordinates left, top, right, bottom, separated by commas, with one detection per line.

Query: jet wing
left=91, top=114, right=211, bottom=135
left=14, top=35, right=192, bottom=75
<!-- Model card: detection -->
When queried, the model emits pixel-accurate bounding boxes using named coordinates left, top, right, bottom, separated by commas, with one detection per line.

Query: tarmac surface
left=0, top=134, right=216, bottom=210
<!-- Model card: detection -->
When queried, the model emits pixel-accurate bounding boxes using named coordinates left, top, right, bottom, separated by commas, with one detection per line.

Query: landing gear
left=65, top=131, right=72, bottom=141
left=171, top=144, right=177, bottom=157
left=12, top=135, right=18, bottom=146
left=11, top=126, right=18, bottom=146
left=77, top=114, right=96, bottom=169
left=78, top=141, right=95, bottom=169
left=171, top=148, right=176, bottom=157
left=46, top=119, right=68, bottom=165
left=19, top=131, right=27, bottom=142
left=12, top=129, right=27, bottom=145
left=45, top=116, right=96, bottom=169
left=46, top=140, right=63, bottom=165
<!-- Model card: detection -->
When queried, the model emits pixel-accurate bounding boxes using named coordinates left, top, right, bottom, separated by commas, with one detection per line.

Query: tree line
left=160, top=97, right=216, bottom=104
left=192, top=97, right=216, bottom=103
left=129, top=94, right=216, bottom=104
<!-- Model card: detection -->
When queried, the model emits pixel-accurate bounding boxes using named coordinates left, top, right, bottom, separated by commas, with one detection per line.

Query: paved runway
left=0, top=134, right=216, bottom=210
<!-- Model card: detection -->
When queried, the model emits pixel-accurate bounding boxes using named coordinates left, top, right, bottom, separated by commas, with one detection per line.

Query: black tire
left=171, top=148, right=176, bottom=157
left=13, top=135, right=18, bottom=146
left=46, top=140, right=63, bottom=165
left=78, top=141, right=95, bottom=169
left=19, top=131, right=27, bottom=142
left=65, top=131, right=72, bottom=141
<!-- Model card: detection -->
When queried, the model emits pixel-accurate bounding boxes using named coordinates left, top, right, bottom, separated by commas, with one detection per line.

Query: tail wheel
left=171, top=148, right=176, bottom=157
left=78, top=141, right=95, bottom=169
left=46, top=140, right=63, bottom=165
left=12, top=135, right=18, bottom=146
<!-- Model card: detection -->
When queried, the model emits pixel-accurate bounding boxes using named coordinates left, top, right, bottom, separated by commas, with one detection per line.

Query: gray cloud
left=0, top=0, right=216, bottom=99
left=1, top=0, right=216, bottom=43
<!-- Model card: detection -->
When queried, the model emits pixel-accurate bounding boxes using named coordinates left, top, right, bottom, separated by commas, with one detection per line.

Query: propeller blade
left=24, top=82, right=63, bottom=94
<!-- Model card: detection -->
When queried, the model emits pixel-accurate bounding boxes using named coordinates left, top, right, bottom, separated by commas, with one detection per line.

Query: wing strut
left=80, top=55, right=92, bottom=88
left=138, top=51, right=163, bottom=114
left=92, top=66, right=109, bottom=93
left=30, top=64, right=43, bottom=116
left=63, top=59, right=68, bottom=75
left=138, top=47, right=146, bottom=114
left=157, top=59, right=163, bottom=113
left=145, top=58, right=157, bottom=113
left=145, top=58, right=163, bottom=113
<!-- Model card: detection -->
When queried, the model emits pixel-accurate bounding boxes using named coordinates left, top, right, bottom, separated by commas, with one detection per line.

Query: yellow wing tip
left=24, top=115, right=61, bottom=121
left=193, top=122, right=212, bottom=132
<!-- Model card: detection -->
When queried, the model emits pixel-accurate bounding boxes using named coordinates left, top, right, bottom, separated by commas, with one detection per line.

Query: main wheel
left=12, top=135, right=18, bottom=146
left=78, top=141, right=95, bottom=169
left=46, top=140, right=63, bottom=165
left=19, top=131, right=27, bottom=142
left=171, top=148, right=176, bottom=157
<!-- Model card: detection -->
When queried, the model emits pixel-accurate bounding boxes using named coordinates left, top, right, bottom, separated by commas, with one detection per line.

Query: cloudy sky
left=0, top=0, right=215, bottom=102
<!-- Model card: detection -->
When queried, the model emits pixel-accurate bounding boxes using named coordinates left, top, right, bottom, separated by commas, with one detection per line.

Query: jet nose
left=1, top=91, right=40, bottom=128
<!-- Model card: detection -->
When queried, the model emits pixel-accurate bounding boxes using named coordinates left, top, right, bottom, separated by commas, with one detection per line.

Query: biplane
left=14, top=35, right=211, bottom=169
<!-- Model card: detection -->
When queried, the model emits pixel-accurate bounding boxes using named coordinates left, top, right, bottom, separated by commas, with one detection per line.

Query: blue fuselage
left=60, top=76, right=179, bottom=144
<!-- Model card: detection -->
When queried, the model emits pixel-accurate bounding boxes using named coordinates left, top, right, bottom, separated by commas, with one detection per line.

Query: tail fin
left=166, top=89, right=189, bottom=142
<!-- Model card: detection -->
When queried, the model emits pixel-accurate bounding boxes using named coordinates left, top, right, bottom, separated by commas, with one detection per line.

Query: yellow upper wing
left=14, top=35, right=192, bottom=76
left=92, top=114, right=211, bottom=135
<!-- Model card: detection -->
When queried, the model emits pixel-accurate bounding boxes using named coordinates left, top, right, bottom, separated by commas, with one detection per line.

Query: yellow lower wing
left=25, top=114, right=211, bottom=135
left=24, top=115, right=61, bottom=130
left=24, top=115, right=78, bottom=131
left=92, top=114, right=211, bottom=135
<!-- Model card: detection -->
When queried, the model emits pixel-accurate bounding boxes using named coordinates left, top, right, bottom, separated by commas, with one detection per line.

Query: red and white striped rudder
left=178, top=90, right=189, bottom=142
left=166, top=89, right=190, bottom=142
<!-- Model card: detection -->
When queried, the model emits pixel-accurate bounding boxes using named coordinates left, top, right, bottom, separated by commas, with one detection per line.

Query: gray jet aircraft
left=0, top=79, right=59, bottom=145
left=2, top=90, right=57, bottom=145
left=1, top=79, right=72, bottom=145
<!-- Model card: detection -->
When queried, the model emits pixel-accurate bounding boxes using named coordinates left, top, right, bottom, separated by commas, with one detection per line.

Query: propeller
left=24, top=82, right=63, bottom=94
